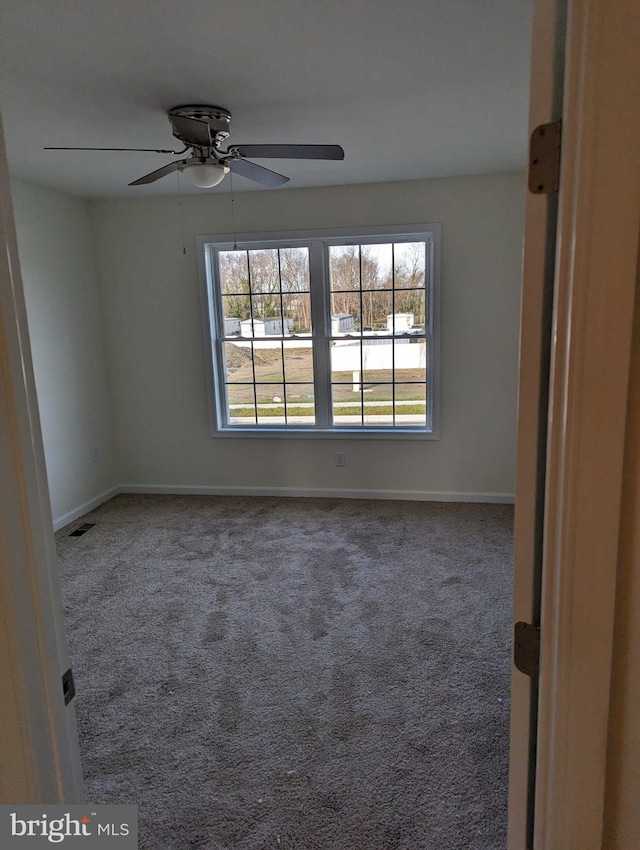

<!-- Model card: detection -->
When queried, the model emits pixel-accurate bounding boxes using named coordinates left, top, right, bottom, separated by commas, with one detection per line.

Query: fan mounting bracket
left=168, top=105, right=232, bottom=147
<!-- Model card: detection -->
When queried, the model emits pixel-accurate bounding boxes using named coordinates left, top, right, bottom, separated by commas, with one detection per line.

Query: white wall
left=90, top=171, right=525, bottom=499
left=11, top=180, right=117, bottom=525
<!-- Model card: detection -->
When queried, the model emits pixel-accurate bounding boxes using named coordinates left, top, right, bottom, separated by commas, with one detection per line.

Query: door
left=508, top=0, right=567, bottom=847
left=0, top=112, right=84, bottom=802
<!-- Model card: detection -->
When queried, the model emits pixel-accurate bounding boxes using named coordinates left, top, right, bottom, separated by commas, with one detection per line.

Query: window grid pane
left=219, top=250, right=249, bottom=295
left=285, top=383, right=315, bottom=425
left=284, top=342, right=314, bottom=384
left=226, top=382, right=257, bottom=425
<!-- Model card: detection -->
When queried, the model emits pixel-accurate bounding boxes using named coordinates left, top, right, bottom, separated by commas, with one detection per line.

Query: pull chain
left=230, top=170, right=238, bottom=250
left=177, top=169, right=186, bottom=255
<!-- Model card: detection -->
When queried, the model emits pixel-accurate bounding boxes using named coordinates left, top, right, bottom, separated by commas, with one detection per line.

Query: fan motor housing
left=168, top=104, right=232, bottom=147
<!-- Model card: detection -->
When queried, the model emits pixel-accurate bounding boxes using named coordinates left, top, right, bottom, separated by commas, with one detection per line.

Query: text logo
left=1, top=806, right=137, bottom=848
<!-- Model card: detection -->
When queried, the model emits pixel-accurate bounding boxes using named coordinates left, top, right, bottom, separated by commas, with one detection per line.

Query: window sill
left=211, top=426, right=440, bottom=440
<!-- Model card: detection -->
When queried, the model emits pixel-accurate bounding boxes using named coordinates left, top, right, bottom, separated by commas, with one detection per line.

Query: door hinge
left=514, top=622, right=541, bottom=678
left=62, top=667, right=76, bottom=706
left=528, top=120, right=562, bottom=194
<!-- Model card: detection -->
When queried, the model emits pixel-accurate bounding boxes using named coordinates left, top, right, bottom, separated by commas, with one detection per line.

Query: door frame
left=510, top=0, right=640, bottom=847
left=533, top=1, right=640, bottom=847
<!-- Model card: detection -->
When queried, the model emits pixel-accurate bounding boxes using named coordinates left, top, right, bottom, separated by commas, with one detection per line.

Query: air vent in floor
left=69, top=523, right=96, bottom=537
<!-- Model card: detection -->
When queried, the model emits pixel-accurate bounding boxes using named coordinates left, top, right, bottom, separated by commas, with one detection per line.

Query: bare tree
left=220, top=251, right=251, bottom=320
left=394, top=242, right=425, bottom=289
left=248, top=250, right=281, bottom=318
left=280, top=248, right=311, bottom=331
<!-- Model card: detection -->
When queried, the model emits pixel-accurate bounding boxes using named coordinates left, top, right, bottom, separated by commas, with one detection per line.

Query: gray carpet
left=55, top=494, right=513, bottom=850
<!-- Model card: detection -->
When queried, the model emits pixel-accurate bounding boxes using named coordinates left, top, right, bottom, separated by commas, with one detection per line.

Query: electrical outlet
left=91, top=447, right=98, bottom=463
left=335, top=452, right=346, bottom=467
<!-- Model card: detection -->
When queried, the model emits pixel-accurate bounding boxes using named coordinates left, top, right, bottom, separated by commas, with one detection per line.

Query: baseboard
left=53, top=486, right=121, bottom=531
left=52, top=484, right=515, bottom=530
left=120, top=484, right=515, bottom=504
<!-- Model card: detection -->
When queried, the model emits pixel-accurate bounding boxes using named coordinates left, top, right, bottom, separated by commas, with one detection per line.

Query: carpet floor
left=55, top=494, right=513, bottom=850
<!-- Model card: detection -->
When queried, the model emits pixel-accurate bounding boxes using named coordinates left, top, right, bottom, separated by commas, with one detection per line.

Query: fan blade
left=228, top=158, right=290, bottom=187
left=129, top=160, right=183, bottom=186
left=168, top=114, right=212, bottom=148
left=229, top=144, right=344, bottom=161
left=45, top=146, right=187, bottom=153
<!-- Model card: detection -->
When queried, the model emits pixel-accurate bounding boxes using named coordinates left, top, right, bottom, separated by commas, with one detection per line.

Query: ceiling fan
left=44, top=104, right=345, bottom=189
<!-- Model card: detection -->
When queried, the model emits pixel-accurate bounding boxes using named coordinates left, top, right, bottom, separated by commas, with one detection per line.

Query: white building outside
left=239, top=317, right=294, bottom=337
left=224, top=317, right=241, bottom=335
left=331, top=314, right=355, bottom=335
left=387, top=313, right=414, bottom=332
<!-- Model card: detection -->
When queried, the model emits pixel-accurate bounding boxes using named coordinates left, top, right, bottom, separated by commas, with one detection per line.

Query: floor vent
left=69, top=522, right=96, bottom=537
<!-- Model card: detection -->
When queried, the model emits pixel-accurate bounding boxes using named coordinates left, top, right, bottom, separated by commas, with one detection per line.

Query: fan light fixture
left=180, top=160, right=229, bottom=189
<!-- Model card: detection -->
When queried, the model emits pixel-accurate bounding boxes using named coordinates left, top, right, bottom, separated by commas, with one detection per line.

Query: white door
left=508, top=0, right=567, bottom=846
left=0, top=112, right=84, bottom=802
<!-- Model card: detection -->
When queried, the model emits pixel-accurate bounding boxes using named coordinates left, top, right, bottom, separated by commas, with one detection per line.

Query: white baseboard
left=53, top=485, right=514, bottom=530
left=53, top=486, right=121, bottom=531
left=120, top=484, right=515, bottom=504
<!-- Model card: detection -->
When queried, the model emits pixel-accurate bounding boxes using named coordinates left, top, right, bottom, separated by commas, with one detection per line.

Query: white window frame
left=197, top=224, right=441, bottom=439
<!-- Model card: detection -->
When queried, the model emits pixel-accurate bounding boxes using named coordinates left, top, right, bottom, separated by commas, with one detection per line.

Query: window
left=200, top=225, right=440, bottom=437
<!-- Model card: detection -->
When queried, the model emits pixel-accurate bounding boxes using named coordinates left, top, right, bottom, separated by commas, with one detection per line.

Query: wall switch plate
left=91, top=447, right=98, bottom=462
left=335, top=452, right=346, bottom=467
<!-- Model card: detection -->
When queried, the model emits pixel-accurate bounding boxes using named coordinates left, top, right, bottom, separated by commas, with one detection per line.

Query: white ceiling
left=1, top=0, right=533, bottom=198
